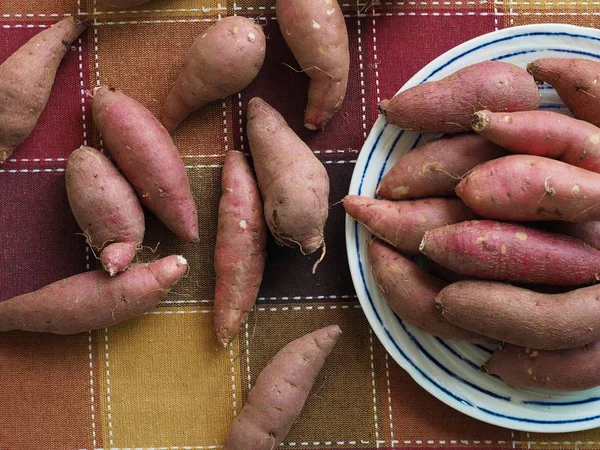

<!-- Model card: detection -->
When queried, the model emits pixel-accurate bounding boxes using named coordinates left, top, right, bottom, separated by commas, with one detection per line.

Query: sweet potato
left=96, top=0, right=151, bottom=6
left=472, top=109, right=600, bottom=173
left=484, top=342, right=600, bottom=391
left=0, top=17, right=88, bottom=163
left=247, top=97, right=329, bottom=272
left=528, top=58, right=600, bottom=128
left=456, top=154, right=600, bottom=222
left=436, top=280, right=600, bottom=350
left=344, top=196, right=476, bottom=254
left=162, top=17, right=266, bottom=133
left=214, top=151, right=267, bottom=347
left=379, top=61, right=541, bottom=133
left=544, top=221, right=600, bottom=250
left=376, top=134, right=506, bottom=200
left=66, top=146, right=145, bottom=276
left=223, top=325, right=341, bottom=450
left=369, top=239, right=491, bottom=343
left=420, top=220, right=600, bottom=286
left=92, top=86, right=199, bottom=243
left=276, top=0, right=349, bottom=130
left=0, top=255, right=187, bottom=335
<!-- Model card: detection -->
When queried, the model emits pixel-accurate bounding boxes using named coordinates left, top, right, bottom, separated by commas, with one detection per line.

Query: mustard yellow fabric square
left=98, top=307, right=239, bottom=448
left=3, top=0, right=82, bottom=18
left=91, top=0, right=224, bottom=18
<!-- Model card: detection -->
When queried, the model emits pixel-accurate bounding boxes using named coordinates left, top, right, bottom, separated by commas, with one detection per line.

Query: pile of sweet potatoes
left=1, top=8, right=349, bottom=447
left=365, top=57, right=600, bottom=392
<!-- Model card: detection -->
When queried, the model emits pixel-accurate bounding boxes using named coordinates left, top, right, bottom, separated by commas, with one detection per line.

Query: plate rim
left=346, top=22, right=600, bottom=434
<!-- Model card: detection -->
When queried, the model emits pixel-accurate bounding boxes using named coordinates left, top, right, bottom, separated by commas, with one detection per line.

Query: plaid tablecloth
left=2, top=1, right=600, bottom=449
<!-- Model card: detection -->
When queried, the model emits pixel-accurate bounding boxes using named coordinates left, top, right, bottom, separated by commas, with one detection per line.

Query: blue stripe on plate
left=357, top=32, right=600, bottom=425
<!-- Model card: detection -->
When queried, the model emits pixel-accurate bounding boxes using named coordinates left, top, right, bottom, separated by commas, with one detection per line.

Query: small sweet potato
left=376, top=134, right=506, bottom=200
left=484, top=342, right=600, bottom=391
left=0, top=17, right=88, bottom=163
left=436, top=280, right=600, bottom=350
left=92, top=86, right=199, bottom=243
left=369, top=239, right=491, bottom=343
left=276, top=0, right=349, bottom=130
left=162, top=17, right=266, bottom=133
left=528, top=58, right=600, bottom=128
left=0, top=255, right=188, bottom=335
left=344, top=195, right=476, bottom=254
left=379, top=61, right=541, bottom=133
left=66, top=146, right=145, bottom=276
left=247, top=97, right=329, bottom=272
left=472, top=109, right=600, bottom=173
left=420, top=220, right=600, bottom=286
left=456, top=154, right=600, bottom=222
left=223, top=325, right=341, bottom=450
left=214, top=151, right=267, bottom=347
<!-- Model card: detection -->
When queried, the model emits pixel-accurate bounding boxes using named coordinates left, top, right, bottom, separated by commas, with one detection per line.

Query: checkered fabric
left=1, top=1, right=598, bottom=449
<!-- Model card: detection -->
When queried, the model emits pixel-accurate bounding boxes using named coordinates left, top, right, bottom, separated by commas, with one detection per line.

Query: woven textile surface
left=1, top=1, right=599, bottom=449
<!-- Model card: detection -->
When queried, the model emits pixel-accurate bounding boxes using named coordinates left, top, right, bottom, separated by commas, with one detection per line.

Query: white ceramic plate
left=346, top=23, right=600, bottom=433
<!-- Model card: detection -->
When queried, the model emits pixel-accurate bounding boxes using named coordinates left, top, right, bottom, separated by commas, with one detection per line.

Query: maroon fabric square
left=235, top=17, right=365, bottom=156
left=0, top=172, right=87, bottom=302
left=0, top=24, right=89, bottom=167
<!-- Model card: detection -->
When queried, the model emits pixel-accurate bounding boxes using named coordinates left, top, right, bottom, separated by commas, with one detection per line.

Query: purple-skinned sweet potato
left=484, top=341, right=600, bottom=391
left=456, top=154, right=600, bottom=222
left=247, top=97, right=329, bottom=272
left=436, top=280, right=600, bottom=350
left=472, top=109, right=600, bottom=173
left=344, top=195, right=477, bottom=254
left=162, top=17, right=266, bottom=133
left=92, top=85, right=199, bottom=243
left=0, top=255, right=188, bottom=335
left=379, top=61, right=541, bottom=133
left=214, top=151, right=267, bottom=347
left=276, top=0, right=349, bottom=130
left=223, top=325, right=341, bottom=450
left=66, top=146, right=145, bottom=276
left=376, top=134, right=506, bottom=200
left=420, top=220, right=600, bottom=286
left=369, top=239, right=492, bottom=343
left=543, top=221, right=600, bottom=251
left=0, top=17, right=88, bottom=163
left=528, top=57, right=600, bottom=128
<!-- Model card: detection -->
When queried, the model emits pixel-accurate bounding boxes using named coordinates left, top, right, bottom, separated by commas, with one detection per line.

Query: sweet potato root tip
left=471, top=111, right=489, bottom=132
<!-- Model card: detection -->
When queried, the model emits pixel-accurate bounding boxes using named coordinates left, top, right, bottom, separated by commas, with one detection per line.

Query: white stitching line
left=494, top=0, right=500, bottom=29
left=0, top=168, right=65, bottom=173
left=357, top=15, right=368, bottom=140
left=384, top=353, right=395, bottom=448
left=83, top=442, right=374, bottom=450
left=104, top=328, right=114, bottom=446
left=244, top=319, right=252, bottom=391
left=255, top=304, right=362, bottom=312
left=6, top=157, right=67, bottom=162
left=368, top=327, right=380, bottom=447
left=258, top=294, right=358, bottom=301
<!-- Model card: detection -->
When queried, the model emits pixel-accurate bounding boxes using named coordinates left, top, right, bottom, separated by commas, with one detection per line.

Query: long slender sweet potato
left=66, top=146, right=145, bottom=276
left=376, top=134, right=506, bottom=200
left=162, top=17, right=266, bottom=133
left=0, top=17, right=88, bottom=163
left=214, top=151, right=267, bottom=347
left=420, top=220, right=600, bottom=286
left=484, top=342, right=600, bottom=391
left=369, top=239, right=491, bottom=343
left=456, top=154, right=600, bottom=222
left=97, top=0, right=151, bottom=6
left=436, top=280, right=600, bottom=350
left=472, top=109, right=600, bottom=173
left=379, top=61, right=541, bottom=133
left=0, top=255, right=187, bottom=335
left=528, top=58, right=600, bottom=128
left=276, top=0, right=349, bottom=130
left=247, top=97, right=329, bottom=272
left=344, top=196, right=476, bottom=254
left=223, top=325, right=341, bottom=450
left=92, top=86, right=199, bottom=243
